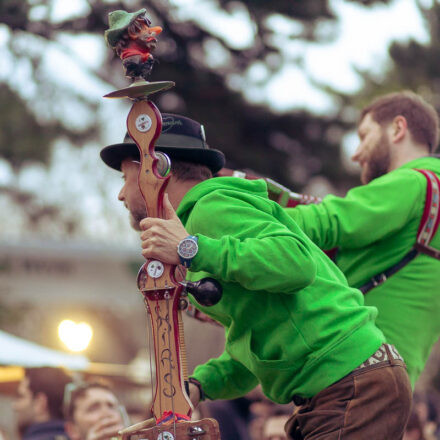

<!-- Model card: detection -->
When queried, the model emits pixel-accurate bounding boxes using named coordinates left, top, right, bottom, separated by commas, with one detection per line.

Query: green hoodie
left=286, top=157, right=440, bottom=387
left=177, top=177, right=384, bottom=403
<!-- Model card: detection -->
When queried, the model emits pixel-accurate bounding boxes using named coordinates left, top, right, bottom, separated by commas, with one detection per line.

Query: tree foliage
left=341, top=0, right=440, bottom=141
left=0, top=0, right=392, bottom=192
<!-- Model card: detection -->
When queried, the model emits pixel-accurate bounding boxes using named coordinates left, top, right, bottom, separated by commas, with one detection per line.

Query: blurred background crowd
left=3, top=368, right=440, bottom=440
left=1, top=0, right=440, bottom=438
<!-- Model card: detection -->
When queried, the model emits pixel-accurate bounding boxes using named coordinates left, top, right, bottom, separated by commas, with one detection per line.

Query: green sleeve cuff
left=190, top=234, right=221, bottom=274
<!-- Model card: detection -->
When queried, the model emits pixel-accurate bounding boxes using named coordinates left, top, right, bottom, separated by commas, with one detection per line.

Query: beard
left=361, top=132, right=391, bottom=184
left=129, top=206, right=147, bottom=231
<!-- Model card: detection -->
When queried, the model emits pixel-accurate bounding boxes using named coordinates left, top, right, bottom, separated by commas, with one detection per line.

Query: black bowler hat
left=100, top=113, right=225, bottom=173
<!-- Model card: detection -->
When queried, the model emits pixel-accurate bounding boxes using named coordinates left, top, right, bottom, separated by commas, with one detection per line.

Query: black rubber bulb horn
left=182, top=277, right=223, bottom=307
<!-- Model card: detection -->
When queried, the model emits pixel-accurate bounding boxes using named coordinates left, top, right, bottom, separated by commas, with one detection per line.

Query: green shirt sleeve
left=192, top=349, right=259, bottom=400
left=285, top=168, right=425, bottom=250
left=188, top=190, right=317, bottom=293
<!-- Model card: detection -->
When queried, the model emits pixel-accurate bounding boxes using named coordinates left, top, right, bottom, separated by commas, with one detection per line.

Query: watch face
left=178, top=238, right=198, bottom=259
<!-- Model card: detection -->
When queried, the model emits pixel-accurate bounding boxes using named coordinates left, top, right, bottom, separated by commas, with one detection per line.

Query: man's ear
left=65, top=421, right=81, bottom=440
left=391, top=115, right=408, bottom=143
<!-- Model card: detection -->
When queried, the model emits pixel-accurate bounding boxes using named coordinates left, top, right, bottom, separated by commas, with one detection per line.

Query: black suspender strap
left=359, top=249, right=419, bottom=294
left=360, top=169, right=440, bottom=295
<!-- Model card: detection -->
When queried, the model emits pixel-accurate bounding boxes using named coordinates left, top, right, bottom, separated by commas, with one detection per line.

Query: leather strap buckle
left=371, top=273, right=387, bottom=287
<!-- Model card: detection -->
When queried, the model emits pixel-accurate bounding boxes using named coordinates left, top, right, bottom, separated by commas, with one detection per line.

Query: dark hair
left=25, top=367, right=72, bottom=420
left=360, top=91, right=440, bottom=152
left=64, top=382, right=112, bottom=421
left=171, top=160, right=212, bottom=182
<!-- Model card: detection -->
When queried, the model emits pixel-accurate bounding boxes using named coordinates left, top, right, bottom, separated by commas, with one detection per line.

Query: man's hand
left=188, top=381, right=201, bottom=408
left=139, top=194, right=189, bottom=264
left=85, top=414, right=124, bottom=440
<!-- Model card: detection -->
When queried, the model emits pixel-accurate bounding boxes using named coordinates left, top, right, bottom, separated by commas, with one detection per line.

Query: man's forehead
left=78, top=387, right=117, bottom=404
left=121, top=158, right=140, bottom=171
left=358, top=112, right=379, bottom=131
left=359, top=112, right=372, bottom=125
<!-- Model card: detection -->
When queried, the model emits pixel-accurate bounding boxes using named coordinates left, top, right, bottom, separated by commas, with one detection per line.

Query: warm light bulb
left=58, top=319, right=93, bottom=352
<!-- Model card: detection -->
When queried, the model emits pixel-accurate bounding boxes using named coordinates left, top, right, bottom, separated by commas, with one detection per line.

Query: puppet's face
left=128, top=16, right=162, bottom=48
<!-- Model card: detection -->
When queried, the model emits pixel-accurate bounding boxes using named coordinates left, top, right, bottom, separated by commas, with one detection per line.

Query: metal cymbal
left=104, top=80, right=175, bottom=99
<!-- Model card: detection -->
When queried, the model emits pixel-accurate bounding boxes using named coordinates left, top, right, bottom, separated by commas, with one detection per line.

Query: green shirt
left=177, top=176, right=384, bottom=403
left=286, top=157, right=440, bottom=387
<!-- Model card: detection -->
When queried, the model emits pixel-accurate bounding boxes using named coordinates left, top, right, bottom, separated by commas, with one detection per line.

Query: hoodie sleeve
left=285, top=169, right=425, bottom=250
left=192, top=349, right=259, bottom=400
left=187, top=190, right=317, bottom=293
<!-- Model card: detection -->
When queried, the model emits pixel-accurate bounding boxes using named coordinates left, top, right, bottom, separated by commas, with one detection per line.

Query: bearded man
left=101, top=112, right=412, bottom=439
left=285, top=90, right=440, bottom=388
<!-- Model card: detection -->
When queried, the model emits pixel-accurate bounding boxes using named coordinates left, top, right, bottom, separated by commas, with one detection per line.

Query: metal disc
left=104, top=80, right=175, bottom=99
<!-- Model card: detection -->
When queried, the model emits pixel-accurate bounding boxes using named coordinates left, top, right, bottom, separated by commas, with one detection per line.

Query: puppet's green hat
left=104, top=8, right=147, bottom=48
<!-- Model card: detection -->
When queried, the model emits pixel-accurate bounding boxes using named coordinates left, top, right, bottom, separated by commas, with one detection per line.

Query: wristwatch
left=177, top=235, right=199, bottom=268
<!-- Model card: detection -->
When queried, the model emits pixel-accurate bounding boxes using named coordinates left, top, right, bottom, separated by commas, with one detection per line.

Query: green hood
left=177, top=176, right=269, bottom=220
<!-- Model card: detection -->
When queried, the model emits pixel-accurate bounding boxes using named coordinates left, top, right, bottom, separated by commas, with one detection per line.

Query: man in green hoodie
left=285, top=91, right=440, bottom=389
left=101, top=113, right=411, bottom=439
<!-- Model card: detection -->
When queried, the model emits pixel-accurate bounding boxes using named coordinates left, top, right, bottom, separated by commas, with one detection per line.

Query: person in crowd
left=0, top=426, right=11, bottom=440
left=285, top=91, right=440, bottom=388
left=404, top=410, right=427, bottom=440
left=201, top=397, right=253, bottom=440
left=13, top=367, right=71, bottom=440
left=412, top=392, right=440, bottom=440
left=246, top=386, right=292, bottom=440
left=262, top=413, right=291, bottom=440
left=100, top=112, right=412, bottom=439
left=64, top=382, right=124, bottom=440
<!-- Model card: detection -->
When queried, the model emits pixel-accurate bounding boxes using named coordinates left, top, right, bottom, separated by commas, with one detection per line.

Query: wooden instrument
left=104, top=8, right=221, bottom=440
left=217, top=168, right=322, bottom=207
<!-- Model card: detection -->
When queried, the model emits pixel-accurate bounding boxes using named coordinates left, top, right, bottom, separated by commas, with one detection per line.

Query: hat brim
left=100, top=142, right=225, bottom=174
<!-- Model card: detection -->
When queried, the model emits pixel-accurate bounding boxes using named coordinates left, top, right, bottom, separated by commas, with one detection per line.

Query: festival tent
left=0, top=331, right=151, bottom=422
left=0, top=330, right=89, bottom=370
left=0, top=330, right=148, bottom=395
left=0, top=330, right=88, bottom=394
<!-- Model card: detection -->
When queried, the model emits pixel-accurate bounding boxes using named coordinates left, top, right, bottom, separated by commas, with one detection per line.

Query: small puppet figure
left=105, top=8, right=162, bottom=81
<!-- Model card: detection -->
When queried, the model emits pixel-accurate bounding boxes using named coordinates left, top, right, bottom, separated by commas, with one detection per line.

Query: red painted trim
left=415, top=169, right=440, bottom=244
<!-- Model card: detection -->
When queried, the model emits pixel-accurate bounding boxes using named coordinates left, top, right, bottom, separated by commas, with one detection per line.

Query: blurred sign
left=0, top=240, right=144, bottom=308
